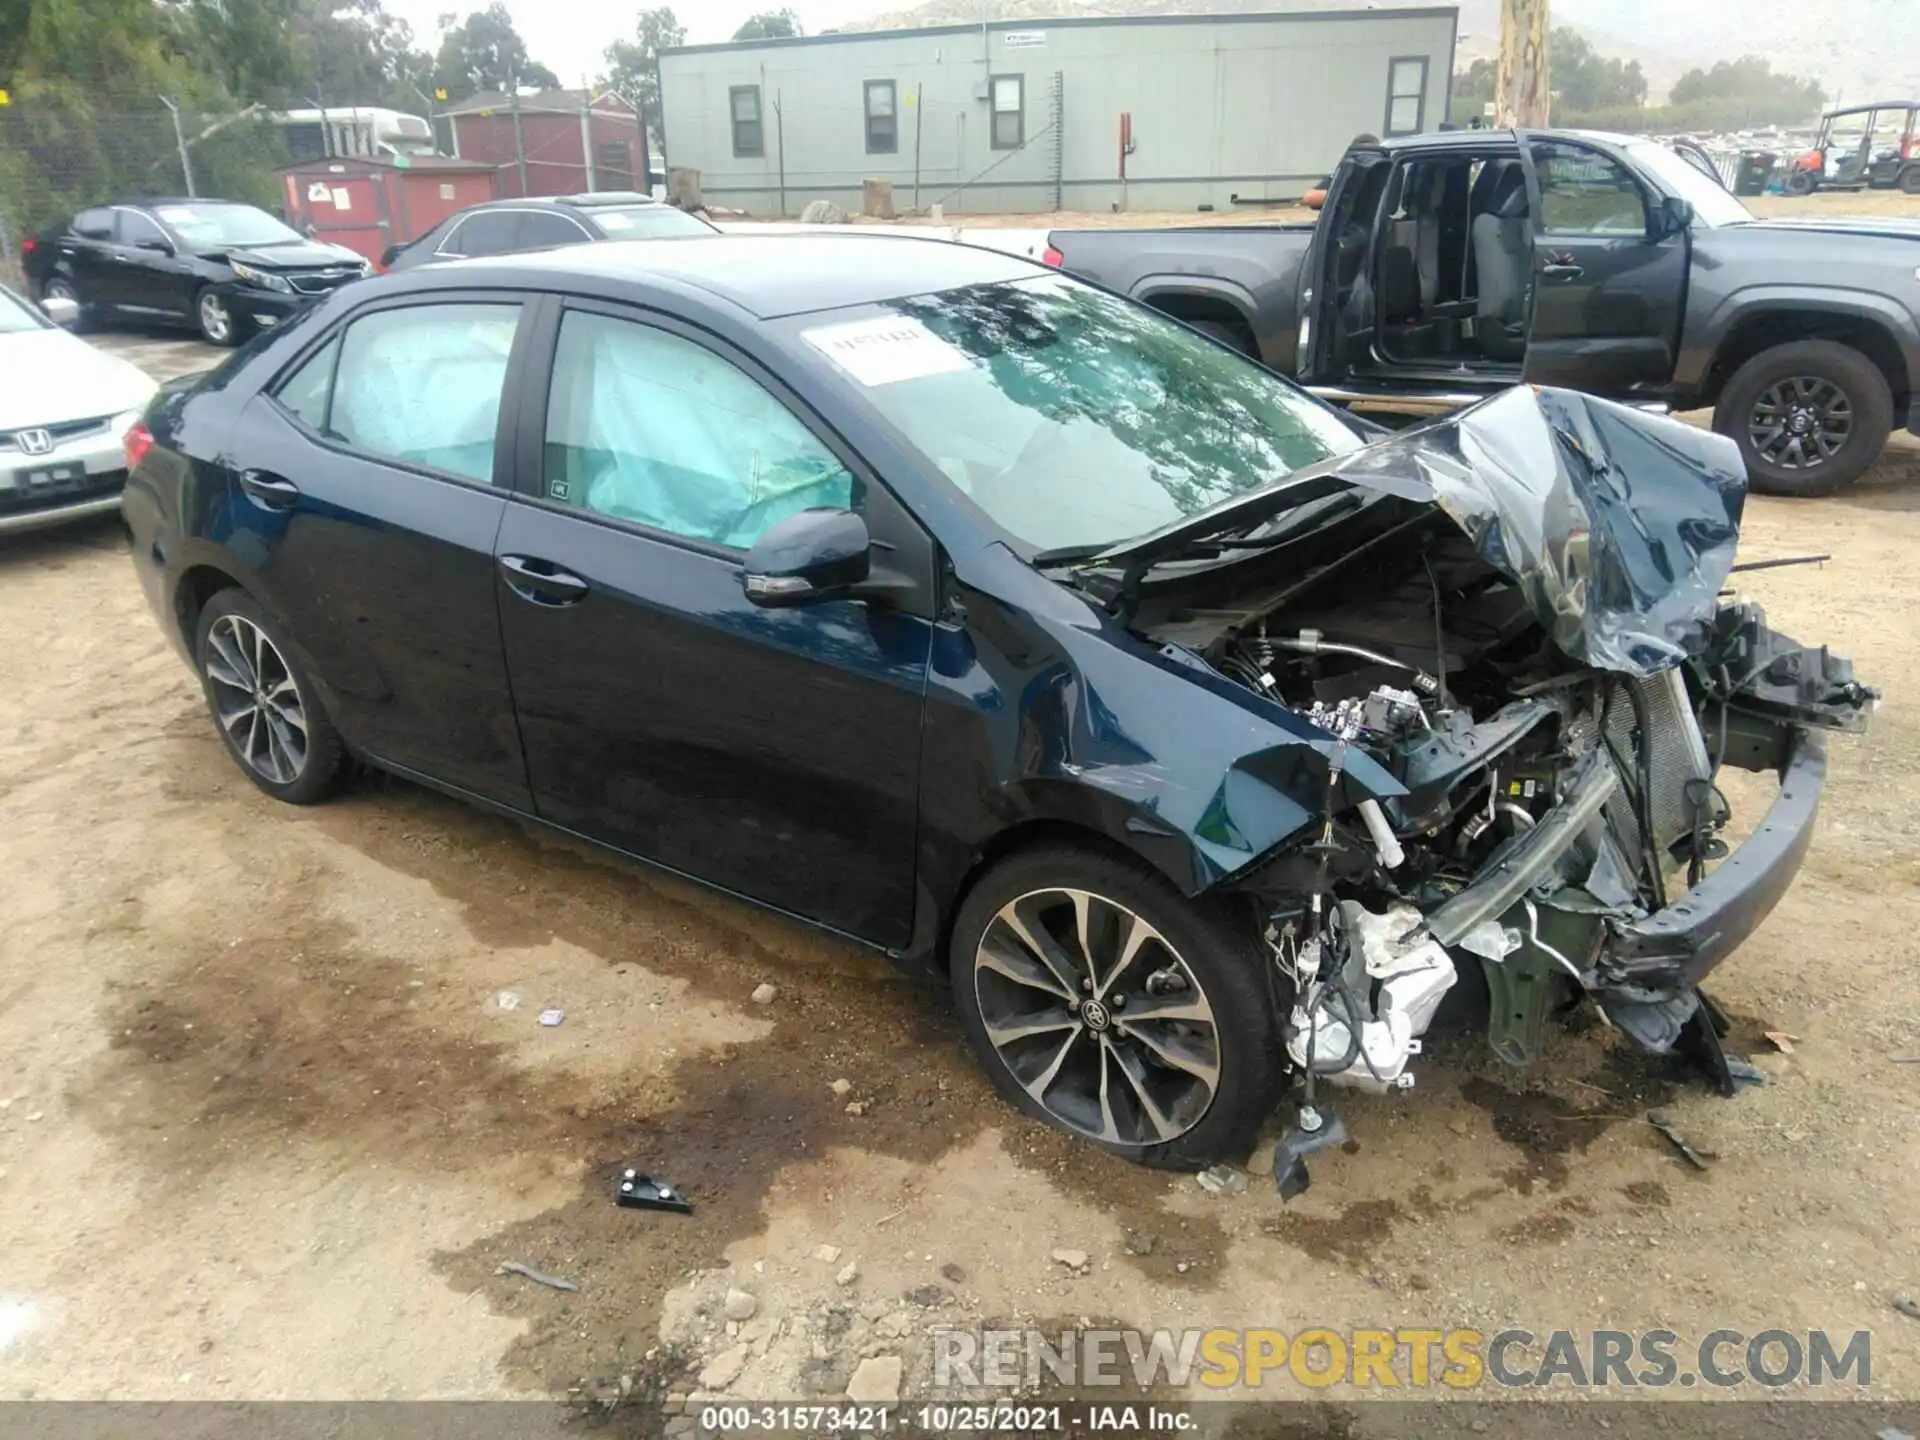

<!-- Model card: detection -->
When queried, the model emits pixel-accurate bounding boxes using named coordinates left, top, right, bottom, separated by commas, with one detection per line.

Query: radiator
left=1566, top=670, right=1712, bottom=858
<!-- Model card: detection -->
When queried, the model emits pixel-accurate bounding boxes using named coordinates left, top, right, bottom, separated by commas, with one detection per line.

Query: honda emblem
left=17, top=428, right=52, bottom=456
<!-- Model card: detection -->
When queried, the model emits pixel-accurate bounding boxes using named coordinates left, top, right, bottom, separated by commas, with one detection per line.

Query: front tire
left=195, top=286, right=245, bottom=347
left=1713, top=340, right=1892, bottom=498
left=193, top=589, right=346, bottom=804
left=949, top=845, right=1281, bottom=1169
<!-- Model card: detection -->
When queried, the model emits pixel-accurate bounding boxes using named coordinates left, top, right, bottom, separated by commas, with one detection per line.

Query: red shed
left=443, top=88, right=646, bottom=200
left=277, top=155, right=499, bottom=266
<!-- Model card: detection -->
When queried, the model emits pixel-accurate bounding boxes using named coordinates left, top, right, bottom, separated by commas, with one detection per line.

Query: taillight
left=1041, top=245, right=1064, bottom=268
left=123, top=422, right=154, bottom=472
left=20, top=236, right=35, bottom=256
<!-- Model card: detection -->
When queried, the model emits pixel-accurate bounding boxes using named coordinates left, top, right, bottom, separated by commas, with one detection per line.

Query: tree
left=733, top=9, right=800, bottom=41
left=432, top=3, right=560, bottom=100
left=1668, top=56, right=1824, bottom=127
left=1552, top=29, right=1646, bottom=113
left=602, top=6, right=683, bottom=122
left=1495, top=0, right=1550, bottom=127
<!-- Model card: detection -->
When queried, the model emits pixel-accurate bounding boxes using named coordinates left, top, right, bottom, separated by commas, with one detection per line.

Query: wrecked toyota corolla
left=129, top=244, right=1874, bottom=1196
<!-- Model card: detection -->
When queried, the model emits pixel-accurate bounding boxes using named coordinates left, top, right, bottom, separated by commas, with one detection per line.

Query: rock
left=875, top=1312, right=910, bottom=1338
left=830, top=1078, right=853, bottom=1097
left=1470, top=1422, right=1489, bottom=1435
left=940, top=1261, right=965, bottom=1283
left=751, top=983, right=778, bottom=1005
left=1246, top=1141, right=1276, bottom=1178
left=800, top=199, right=848, bottom=226
left=845, top=1101, right=867, bottom=1116
left=903, top=1284, right=950, bottom=1308
left=1051, top=1248, right=1089, bottom=1270
left=1448, top=1118, right=1471, bottom=1137
left=698, top=1344, right=751, bottom=1390
left=1123, top=1231, right=1156, bottom=1257
left=665, top=1418, right=696, bottom=1439
left=845, top=1355, right=903, bottom=1403
left=837, top=1261, right=860, bottom=1286
left=815, top=1244, right=842, bottom=1263
left=860, top=1297, right=891, bottom=1321
left=1197, top=1164, right=1247, bottom=1196
left=724, top=1288, right=759, bottom=1322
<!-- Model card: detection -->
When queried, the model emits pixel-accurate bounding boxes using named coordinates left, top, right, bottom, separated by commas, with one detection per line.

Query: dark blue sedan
left=124, top=233, right=1872, bottom=1189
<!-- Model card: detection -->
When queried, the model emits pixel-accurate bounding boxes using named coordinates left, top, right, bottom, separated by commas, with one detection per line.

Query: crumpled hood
left=216, top=240, right=363, bottom=271
left=1095, top=387, right=1747, bottom=678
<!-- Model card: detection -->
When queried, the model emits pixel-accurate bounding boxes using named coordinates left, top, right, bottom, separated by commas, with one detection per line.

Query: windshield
left=588, top=205, right=713, bottom=238
left=153, top=202, right=304, bottom=251
left=797, top=275, right=1362, bottom=552
left=1625, top=141, right=1754, bottom=227
left=0, top=287, right=47, bottom=334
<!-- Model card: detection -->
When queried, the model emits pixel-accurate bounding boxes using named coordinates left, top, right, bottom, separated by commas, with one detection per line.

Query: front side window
left=865, top=80, right=897, bottom=155
left=543, top=309, right=854, bottom=550
left=1385, top=56, right=1428, bottom=136
left=990, top=75, right=1023, bottom=150
left=327, top=303, right=520, bottom=483
left=731, top=85, right=764, bottom=158
left=796, top=275, right=1360, bottom=552
left=442, top=210, right=521, bottom=257
left=116, top=210, right=168, bottom=248
left=1532, top=142, right=1648, bottom=235
left=518, top=212, right=592, bottom=249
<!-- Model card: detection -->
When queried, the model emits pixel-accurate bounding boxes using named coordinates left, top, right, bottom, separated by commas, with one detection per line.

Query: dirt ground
left=4, top=205, right=1920, bottom=1423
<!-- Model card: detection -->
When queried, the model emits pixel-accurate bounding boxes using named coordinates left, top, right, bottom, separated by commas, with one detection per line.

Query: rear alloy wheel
left=950, top=847, right=1280, bottom=1168
left=194, top=590, right=345, bottom=803
left=196, top=287, right=241, bottom=347
left=1714, top=340, right=1892, bottom=498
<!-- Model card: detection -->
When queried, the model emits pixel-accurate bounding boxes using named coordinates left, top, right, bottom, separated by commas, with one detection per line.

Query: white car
left=0, top=285, right=157, bottom=537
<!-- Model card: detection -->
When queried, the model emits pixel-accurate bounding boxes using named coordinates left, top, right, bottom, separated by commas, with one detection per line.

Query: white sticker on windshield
left=597, top=212, right=633, bottom=231
left=803, top=316, right=973, bottom=388
left=155, top=206, right=196, bottom=223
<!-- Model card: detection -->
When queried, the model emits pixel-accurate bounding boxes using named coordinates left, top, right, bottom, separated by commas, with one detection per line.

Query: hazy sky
left=384, top=0, right=902, bottom=87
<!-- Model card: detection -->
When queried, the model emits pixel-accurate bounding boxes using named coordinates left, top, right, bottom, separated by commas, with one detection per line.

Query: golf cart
left=1785, top=101, right=1920, bottom=195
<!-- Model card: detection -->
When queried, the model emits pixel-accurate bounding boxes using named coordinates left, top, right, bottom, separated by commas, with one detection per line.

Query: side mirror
left=41, top=295, right=79, bottom=328
left=740, top=508, right=871, bottom=607
left=379, top=244, right=401, bottom=269
left=1651, top=195, right=1693, bottom=240
left=137, top=238, right=175, bottom=254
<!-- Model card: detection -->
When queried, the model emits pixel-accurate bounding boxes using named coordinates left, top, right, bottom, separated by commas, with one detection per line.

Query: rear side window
left=518, top=211, right=591, bottom=249
left=442, top=210, right=520, bottom=257
left=72, top=208, right=113, bottom=239
left=116, top=210, right=168, bottom=247
left=542, top=309, right=854, bottom=549
left=326, top=303, right=520, bottom=482
left=274, top=337, right=340, bottom=431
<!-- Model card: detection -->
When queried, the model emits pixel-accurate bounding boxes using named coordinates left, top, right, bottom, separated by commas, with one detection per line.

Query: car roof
left=1377, top=127, right=1644, bottom=154
left=471, top=232, right=1041, bottom=319
left=463, top=193, right=662, bottom=215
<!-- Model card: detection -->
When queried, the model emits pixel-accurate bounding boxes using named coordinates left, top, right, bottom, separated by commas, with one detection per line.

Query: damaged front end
left=1094, top=387, right=1877, bottom=1195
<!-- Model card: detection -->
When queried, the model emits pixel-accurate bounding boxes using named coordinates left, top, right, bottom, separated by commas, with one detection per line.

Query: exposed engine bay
left=1093, top=388, right=1880, bottom=1195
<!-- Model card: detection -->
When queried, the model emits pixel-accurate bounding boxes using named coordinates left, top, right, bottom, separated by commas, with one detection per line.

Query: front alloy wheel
left=198, top=289, right=236, bottom=345
left=1748, top=376, right=1852, bottom=471
left=974, top=887, right=1222, bottom=1146
left=204, top=612, right=308, bottom=785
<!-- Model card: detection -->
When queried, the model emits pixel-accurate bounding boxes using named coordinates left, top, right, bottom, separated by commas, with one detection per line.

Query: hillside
left=844, top=0, right=1918, bottom=113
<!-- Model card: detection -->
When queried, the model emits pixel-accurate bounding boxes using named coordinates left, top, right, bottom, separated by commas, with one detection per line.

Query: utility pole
left=1495, top=0, right=1551, bottom=128
left=160, top=95, right=196, bottom=197
left=509, top=76, right=528, bottom=195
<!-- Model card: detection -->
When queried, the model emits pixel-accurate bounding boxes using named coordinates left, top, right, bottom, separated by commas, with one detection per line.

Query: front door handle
left=237, top=470, right=301, bottom=511
left=1540, top=262, right=1585, bottom=282
left=498, top=553, right=589, bottom=607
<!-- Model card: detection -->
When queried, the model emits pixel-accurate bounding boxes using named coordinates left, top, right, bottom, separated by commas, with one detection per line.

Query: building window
left=1385, top=56, right=1428, bottom=137
left=990, top=74, right=1023, bottom=150
left=730, top=85, right=764, bottom=158
left=865, top=80, right=897, bottom=155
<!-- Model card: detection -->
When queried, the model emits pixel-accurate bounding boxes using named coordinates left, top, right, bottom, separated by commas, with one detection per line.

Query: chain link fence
left=0, top=84, right=289, bottom=292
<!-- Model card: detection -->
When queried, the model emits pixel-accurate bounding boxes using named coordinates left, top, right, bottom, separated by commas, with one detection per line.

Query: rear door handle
left=237, top=470, right=301, bottom=510
left=498, top=553, right=590, bottom=606
left=1541, top=259, right=1585, bottom=281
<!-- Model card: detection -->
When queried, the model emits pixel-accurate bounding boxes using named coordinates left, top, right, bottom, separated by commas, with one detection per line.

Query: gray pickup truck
left=1048, top=128, right=1920, bottom=496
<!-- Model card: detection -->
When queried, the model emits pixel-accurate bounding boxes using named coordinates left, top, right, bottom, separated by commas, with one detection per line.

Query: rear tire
left=1902, top=166, right=1920, bottom=197
left=41, top=276, right=92, bottom=332
left=193, top=589, right=346, bottom=804
left=1713, top=340, right=1892, bottom=498
left=948, top=844, right=1281, bottom=1169
left=1783, top=169, right=1819, bottom=197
